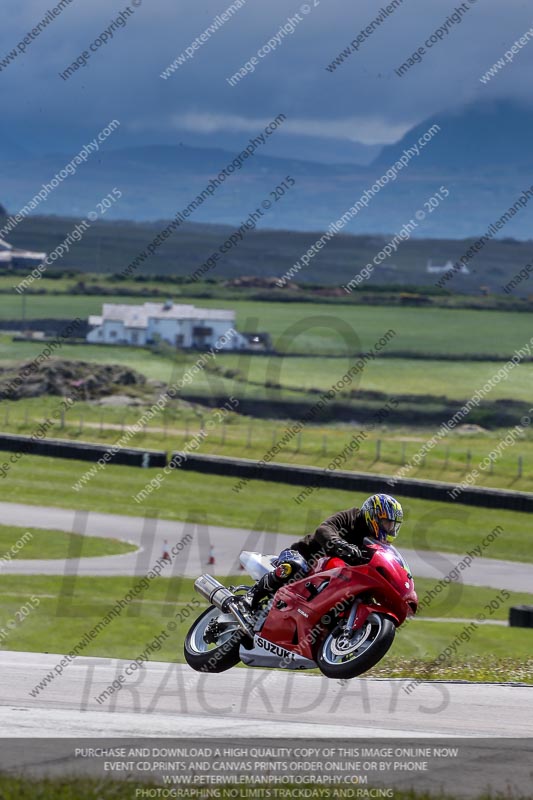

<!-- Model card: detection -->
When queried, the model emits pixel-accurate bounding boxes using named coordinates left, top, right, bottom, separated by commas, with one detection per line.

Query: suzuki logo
left=256, top=637, right=295, bottom=661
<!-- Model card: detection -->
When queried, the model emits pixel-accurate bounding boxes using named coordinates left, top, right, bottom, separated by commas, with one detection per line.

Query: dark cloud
left=1, top=0, right=533, bottom=153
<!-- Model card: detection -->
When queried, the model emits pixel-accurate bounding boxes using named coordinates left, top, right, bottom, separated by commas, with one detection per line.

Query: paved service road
left=0, top=501, right=532, bottom=591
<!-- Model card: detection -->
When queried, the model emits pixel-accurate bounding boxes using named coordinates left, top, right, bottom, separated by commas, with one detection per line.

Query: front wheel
left=184, top=605, right=246, bottom=673
left=317, top=611, right=395, bottom=679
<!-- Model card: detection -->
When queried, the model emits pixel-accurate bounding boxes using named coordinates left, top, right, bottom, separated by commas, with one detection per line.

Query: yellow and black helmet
left=361, top=494, right=403, bottom=543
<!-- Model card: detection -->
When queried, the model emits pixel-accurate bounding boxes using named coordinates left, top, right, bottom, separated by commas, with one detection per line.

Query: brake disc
left=330, top=623, right=372, bottom=656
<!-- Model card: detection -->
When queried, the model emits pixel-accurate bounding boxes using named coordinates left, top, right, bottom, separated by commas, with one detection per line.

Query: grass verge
left=370, top=654, right=533, bottom=685
left=1, top=576, right=532, bottom=683
left=0, top=524, right=136, bottom=560
left=411, top=578, right=533, bottom=621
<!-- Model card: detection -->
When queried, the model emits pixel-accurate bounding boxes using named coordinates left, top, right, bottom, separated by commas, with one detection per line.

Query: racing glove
left=329, top=539, right=362, bottom=561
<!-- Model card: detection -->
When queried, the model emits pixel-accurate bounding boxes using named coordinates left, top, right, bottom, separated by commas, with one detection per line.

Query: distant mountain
left=373, top=100, right=533, bottom=172
left=2, top=100, right=533, bottom=239
left=1, top=144, right=360, bottom=230
left=166, top=129, right=381, bottom=166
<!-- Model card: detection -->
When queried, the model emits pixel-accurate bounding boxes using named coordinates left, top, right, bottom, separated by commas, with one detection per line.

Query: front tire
left=184, top=606, right=246, bottom=673
left=317, top=612, right=395, bottom=679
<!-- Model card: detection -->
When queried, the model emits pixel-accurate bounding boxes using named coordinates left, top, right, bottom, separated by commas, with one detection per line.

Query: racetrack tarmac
left=1, top=650, right=531, bottom=738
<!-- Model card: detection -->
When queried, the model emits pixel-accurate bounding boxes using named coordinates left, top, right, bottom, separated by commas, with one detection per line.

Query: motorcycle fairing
left=239, top=551, right=278, bottom=580
left=258, top=559, right=416, bottom=663
left=239, top=634, right=317, bottom=670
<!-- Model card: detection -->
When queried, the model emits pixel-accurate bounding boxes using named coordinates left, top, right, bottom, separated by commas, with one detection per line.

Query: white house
left=86, top=301, right=249, bottom=350
left=426, top=259, right=469, bottom=275
left=0, top=236, right=46, bottom=267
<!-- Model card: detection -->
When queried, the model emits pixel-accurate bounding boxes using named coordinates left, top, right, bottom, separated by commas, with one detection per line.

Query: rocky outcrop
left=0, top=358, right=146, bottom=400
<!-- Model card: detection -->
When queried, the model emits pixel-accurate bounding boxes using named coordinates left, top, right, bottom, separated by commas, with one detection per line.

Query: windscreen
left=363, top=537, right=412, bottom=578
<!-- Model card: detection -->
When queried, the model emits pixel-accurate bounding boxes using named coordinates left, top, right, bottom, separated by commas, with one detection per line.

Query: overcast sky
left=1, top=0, right=533, bottom=154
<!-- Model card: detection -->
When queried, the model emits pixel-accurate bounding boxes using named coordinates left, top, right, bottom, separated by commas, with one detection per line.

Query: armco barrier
left=0, top=433, right=166, bottom=468
left=1, top=432, right=531, bottom=511
left=171, top=452, right=533, bottom=512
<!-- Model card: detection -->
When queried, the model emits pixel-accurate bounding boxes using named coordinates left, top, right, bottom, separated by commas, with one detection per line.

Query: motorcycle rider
left=246, top=493, right=403, bottom=609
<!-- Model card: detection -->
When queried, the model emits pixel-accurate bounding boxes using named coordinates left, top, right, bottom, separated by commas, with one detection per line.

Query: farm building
left=86, top=301, right=249, bottom=350
left=426, top=259, right=469, bottom=275
left=0, top=237, right=46, bottom=268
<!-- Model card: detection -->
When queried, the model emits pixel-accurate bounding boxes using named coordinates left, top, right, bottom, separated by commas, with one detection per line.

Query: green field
left=5, top=335, right=533, bottom=402
left=3, top=296, right=533, bottom=357
left=3, top=292, right=533, bottom=445
left=3, top=330, right=533, bottom=440
left=0, top=524, right=136, bottom=560
left=0, top=336, right=180, bottom=382
left=1, top=293, right=140, bottom=321
left=214, top=353, right=533, bottom=403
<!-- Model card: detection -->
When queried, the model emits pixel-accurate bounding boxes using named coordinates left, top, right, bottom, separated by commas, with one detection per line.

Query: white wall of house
left=102, top=319, right=127, bottom=343
left=86, top=302, right=248, bottom=349
left=126, top=327, right=148, bottom=346
left=148, top=317, right=190, bottom=347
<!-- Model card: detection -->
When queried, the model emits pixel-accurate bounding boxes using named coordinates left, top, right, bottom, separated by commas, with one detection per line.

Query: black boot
left=246, top=571, right=282, bottom=610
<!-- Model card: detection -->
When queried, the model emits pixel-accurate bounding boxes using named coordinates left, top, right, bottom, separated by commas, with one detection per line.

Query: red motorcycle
left=184, top=538, right=418, bottom=679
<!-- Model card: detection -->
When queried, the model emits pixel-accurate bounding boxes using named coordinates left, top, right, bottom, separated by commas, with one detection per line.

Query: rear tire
left=317, top=612, right=395, bottom=679
left=184, top=606, right=245, bottom=673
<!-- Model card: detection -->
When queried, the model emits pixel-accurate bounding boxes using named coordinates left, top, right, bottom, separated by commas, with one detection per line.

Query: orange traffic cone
left=162, top=539, right=171, bottom=562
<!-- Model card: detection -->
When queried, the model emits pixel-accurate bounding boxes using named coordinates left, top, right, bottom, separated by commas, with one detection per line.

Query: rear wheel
left=184, top=606, right=246, bottom=673
left=317, top=611, right=395, bottom=679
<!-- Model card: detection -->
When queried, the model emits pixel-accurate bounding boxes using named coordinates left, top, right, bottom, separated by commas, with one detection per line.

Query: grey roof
left=96, top=302, right=235, bottom=330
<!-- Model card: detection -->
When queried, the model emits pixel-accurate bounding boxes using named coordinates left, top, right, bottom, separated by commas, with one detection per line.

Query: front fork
left=339, top=598, right=360, bottom=637
left=346, top=599, right=401, bottom=632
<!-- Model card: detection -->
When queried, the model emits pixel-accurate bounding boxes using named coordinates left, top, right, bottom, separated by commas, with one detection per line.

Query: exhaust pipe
left=194, top=574, right=252, bottom=637
left=195, top=574, right=236, bottom=611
